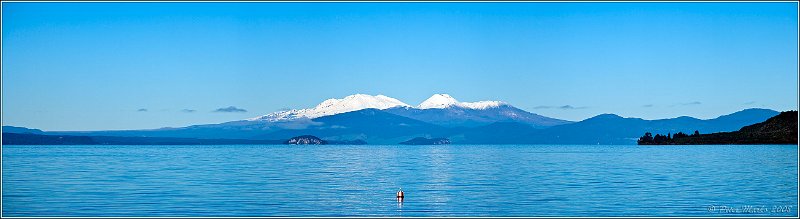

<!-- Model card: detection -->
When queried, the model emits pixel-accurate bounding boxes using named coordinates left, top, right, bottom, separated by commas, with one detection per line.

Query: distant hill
left=459, top=108, right=780, bottom=144
left=460, top=122, right=539, bottom=144
left=384, top=105, right=571, bottom=128
left=2, top=126, right=45, bottom=134
left=399, top=137, right=450, bottom=145
left=640, top=111, right=797, bottom=145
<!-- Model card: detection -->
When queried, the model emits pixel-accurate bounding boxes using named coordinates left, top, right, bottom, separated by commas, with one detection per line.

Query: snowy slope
left=249, top=94, right=411, bottom=122
left=417, top=94, right=506, bottom=110
left=249, top=93, right=551, bottom=125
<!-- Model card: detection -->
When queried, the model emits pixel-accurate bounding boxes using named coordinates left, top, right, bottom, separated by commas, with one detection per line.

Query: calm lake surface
left=2, top=144, right=798, bottom=217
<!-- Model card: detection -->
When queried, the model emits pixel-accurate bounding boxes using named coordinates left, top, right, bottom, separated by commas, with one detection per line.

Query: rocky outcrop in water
left=284, top=135, right=328, bottom=145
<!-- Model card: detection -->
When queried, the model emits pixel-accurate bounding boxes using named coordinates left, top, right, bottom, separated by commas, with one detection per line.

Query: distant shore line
left=637, top=111, right=797, bottom=145
left=3, top=132, right=796, bottom=146
left=2, top=133, right=458, bottom=146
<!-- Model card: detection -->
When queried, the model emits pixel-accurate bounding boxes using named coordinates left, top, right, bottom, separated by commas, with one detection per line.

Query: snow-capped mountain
left=251, top=93, right=512, bottom=122
left=386, top=94, right=572, bottom=128
left=249, top=94, right=411, bottom=122
left=417, top=94, right=505, bottom=110
left=247, top=93, right=570, bottom=127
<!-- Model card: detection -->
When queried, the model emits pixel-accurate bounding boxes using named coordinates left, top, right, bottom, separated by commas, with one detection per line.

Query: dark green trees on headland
left=637, top=131, right=700, bottom=145
left=637, top=111, right=797, bottom=145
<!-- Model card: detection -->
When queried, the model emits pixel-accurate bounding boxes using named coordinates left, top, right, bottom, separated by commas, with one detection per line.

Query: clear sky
left=2, top=2, right=798, bottom=131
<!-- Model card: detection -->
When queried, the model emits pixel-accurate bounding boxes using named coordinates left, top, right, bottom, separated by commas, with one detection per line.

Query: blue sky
left=2, top=2, right=798, bottom=131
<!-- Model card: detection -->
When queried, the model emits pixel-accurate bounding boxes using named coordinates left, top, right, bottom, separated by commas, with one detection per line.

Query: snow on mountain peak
left=418, top=94, right=460, bottom=109
left=314, top=94, right=411, bottom=113
left=249, top=93, right=507, bottom=122
left=459, top=100, right=506, bottom=110
left=418, top=94, right=506, bottom=110
left=249, top=94, right=411, bottom=122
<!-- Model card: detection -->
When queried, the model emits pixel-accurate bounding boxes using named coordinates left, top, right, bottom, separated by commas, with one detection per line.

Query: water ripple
left=2, top=144, right=797, bottom=216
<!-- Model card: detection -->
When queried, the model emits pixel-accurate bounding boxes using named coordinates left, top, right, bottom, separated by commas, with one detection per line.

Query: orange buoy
left=396, top=188, right=404, bottom=198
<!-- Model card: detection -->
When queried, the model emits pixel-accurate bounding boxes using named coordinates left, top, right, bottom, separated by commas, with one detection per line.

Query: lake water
left=2, top=144, right=797, bottom=217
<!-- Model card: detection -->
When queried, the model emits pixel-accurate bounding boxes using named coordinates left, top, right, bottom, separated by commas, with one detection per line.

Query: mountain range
left=1, top=94, right=784, bottom=145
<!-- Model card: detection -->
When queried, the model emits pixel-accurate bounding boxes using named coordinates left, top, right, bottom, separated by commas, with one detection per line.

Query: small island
left=399, top=137, right=450, bottom=145
left=283, top=135, right=369, bottom=145
left=284, top=135, right=327, bottom=145
left=638, top=111, right=797, bottom=145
